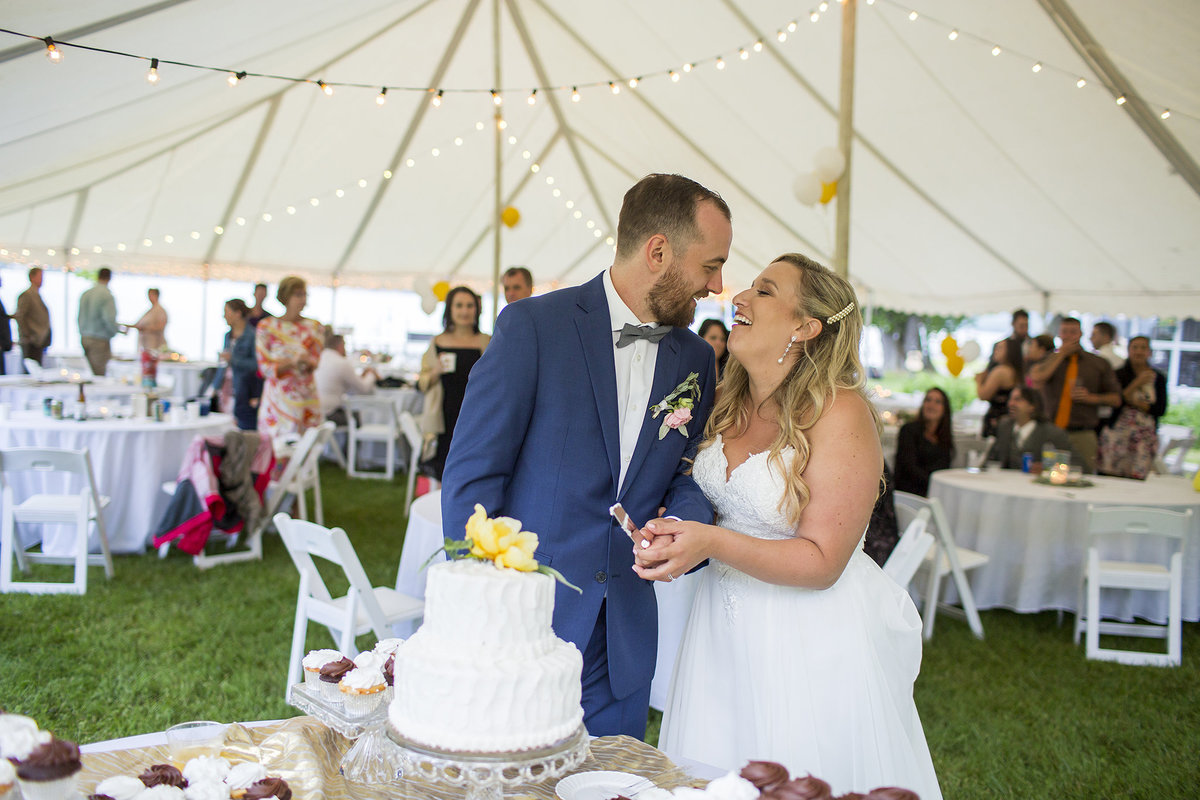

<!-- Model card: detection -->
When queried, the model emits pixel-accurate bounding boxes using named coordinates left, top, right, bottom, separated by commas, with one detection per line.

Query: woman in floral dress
left=255, top=276, right=324, bottom=447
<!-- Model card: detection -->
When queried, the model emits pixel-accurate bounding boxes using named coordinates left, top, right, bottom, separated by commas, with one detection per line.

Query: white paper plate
left=555, top=770, right=647, bottom=800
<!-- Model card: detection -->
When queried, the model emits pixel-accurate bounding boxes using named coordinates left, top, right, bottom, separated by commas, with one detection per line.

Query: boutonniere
left=650, top=372, right=701, bottom=440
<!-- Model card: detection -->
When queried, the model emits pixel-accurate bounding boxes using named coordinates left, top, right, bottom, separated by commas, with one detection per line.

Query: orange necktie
left=1055, top=354, right=1078, bottom=428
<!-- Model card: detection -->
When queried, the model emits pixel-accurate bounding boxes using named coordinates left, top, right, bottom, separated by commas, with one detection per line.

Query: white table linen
left=0, top=377, right=145, bottom=411
left=0, top=410, right=234, bottom=555
left=395, top=489, right=696, bottom=708
left=929, top=468, right=1200, bottom=622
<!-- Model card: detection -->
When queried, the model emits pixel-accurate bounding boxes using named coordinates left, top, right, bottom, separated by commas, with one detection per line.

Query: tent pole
left=833, top=0, right=858, bottom=280
left=200, top=266, right=208, bottom=359
left=491, top=0, right=502, bottom=327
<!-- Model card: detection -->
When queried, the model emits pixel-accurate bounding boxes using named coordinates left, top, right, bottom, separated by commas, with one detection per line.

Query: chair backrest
left=274, top=512, right=391, bottom=637
left=0, top=447, right=102, bottom=509
left=883, top=505, right=934, bottom=586
left=895, top=490, right=966, bottom=565
left=345, top=395, right=399, bottom=433
left=264, top=423, right=332, bottom=517
left=1086, top=504, right=1192, bottom=546
left=398, top=411, right=422, bottom=451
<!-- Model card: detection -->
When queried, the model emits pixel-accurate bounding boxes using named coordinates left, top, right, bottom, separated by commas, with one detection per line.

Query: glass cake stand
left=385, top=723, right=591, bottom=800
left=287, top=682, right=405, bottom=784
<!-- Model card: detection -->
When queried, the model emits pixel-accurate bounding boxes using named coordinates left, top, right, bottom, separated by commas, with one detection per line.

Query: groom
left=442, top=173, right=732, bottom=738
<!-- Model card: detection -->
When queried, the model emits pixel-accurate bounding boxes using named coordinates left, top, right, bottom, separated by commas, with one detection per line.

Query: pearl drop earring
left=778, top=336, right=797, bottom=364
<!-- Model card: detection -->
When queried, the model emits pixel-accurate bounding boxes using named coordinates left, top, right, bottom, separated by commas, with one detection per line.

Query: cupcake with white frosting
left=338, top=665, right=387, bottom=716
left=0, top=758, right=15, bottom=800
left=94, top=774, right=147, bottom=800
left=300, top=649, right=343, bottom=688
left=224, top=763, right=266, bottom=799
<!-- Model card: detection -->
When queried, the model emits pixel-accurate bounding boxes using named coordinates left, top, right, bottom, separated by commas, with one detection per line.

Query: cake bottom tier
left=389, top=634, right=584, bottom=753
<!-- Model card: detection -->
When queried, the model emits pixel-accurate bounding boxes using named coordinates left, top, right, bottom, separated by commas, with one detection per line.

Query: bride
left=633, top=253, right=941, bottom=798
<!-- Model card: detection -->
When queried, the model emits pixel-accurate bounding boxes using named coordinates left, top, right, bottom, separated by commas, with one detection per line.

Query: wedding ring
left=667, top=573, right=675, bottom=582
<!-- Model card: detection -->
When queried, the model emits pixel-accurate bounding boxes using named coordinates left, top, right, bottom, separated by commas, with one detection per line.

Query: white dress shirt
left=1014, top=419, right=1037, bottom=451
left=602, top=269, right=664, bottom=492
left=314, top=349, right=376, bottom=418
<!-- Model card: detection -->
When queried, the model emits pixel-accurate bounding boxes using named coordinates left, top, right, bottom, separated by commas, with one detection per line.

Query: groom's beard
left=648, top=260, right=700, bottom=328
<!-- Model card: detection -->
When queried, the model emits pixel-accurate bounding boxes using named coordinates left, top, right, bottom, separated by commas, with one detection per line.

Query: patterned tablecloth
left=79, top=717, right=703, bottom=800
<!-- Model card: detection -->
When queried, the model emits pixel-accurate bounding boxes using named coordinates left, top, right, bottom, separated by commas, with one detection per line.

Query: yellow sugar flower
left=494, top=529, right=539, bottom=571
left=465, top=504, right=537, bottom=570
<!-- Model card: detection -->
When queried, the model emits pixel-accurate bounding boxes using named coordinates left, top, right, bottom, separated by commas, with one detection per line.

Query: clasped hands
left=631, top=517, right=712, bottom=583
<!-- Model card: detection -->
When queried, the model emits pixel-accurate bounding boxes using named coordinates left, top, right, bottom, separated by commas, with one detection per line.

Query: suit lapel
left=575, top=276, right=622, bottom=493
left=619, top=330, right=681, bottom=501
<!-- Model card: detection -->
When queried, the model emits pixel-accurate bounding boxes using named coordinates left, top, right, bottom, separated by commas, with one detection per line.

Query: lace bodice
left=692, top=434, right=796, bottom=541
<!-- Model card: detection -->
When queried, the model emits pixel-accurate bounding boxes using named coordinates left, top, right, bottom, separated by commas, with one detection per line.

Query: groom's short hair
left=615, top=174, right=730, bottom=261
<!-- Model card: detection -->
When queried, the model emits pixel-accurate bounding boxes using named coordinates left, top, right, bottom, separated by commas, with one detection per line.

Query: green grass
left=2, top=464, right=1199, bottom=797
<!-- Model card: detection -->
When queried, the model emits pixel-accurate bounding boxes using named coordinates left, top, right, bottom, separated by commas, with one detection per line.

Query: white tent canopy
left=2, top=0, right=1198, bottom=315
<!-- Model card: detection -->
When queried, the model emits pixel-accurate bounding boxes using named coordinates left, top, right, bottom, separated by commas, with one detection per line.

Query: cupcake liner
left=318, top=680, right=344, bottom=704
left=0, top=782, right=14, bottom=800
left=18, top=774, right=79, bottom=800
left=340, top=689, right=384, bottom=717
left=303, top=668, right=320, bottom=688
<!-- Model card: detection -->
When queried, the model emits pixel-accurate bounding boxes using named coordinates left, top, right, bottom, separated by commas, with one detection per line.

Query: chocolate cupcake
left=139, top=765, right=187, bottom=789
left=740, top=761, right=790, bottom=792
left=864, top=788, right=919, bottom=800
left=15, top=737, right=82, bottom=800
left=765, top=775, right=834, bottom=800
left=317, top=657, right=354, bottom=703
left=244, top=777, right=290, bottom=800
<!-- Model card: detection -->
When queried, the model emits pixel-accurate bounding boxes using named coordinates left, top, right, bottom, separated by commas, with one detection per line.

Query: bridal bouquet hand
left=632, top=518, right=713, bottom=582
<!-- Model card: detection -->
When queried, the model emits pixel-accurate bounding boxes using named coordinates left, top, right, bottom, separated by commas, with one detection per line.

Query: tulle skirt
left=659, top=549, right=942, bottom=799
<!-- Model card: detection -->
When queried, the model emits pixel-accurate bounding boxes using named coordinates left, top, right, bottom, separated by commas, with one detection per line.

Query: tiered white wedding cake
left=388, top=559, right=584, bottom=752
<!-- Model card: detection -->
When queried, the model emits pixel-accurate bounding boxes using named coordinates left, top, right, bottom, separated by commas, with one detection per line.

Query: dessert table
left=929, top=468, right=1200, bottom=622
left=77, top=717, right=721, bottom=800
left=396, top=490, right=700, bottom=711
left=0, top=410, right=234, bottom=554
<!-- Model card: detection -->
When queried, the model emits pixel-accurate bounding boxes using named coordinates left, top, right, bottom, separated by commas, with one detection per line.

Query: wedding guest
left=1029, top=317, right=1120, bottom=473
left=0, top=277, right=10, bottom=375
left=14, top=267, right=51, bottom=367
left=975, top=339, right=1022, bottom=438
left=418, top=286, right=490, bottom=480
left=502, top=266, right=534, bottom=304
left=255, top=276, right=324, bottom=446
left=1090, top=321, right=1124, bottom=368
left=991, top=386, right=1072, bottom=470
left=126, top=288, right=168, bottom=352
left=77, top=267, right=120, bottom=376
left=248, top=283, right=273, bottom=327
left=1023, top=333, right=1056, bottom=389
left=698, top=318, right=730, bottom=379
left=894, top=387, right=955, bottom=497
left=315, top=332, right=378, bottom=424
left=217, top=299, right=261, bottom=430
left=1098, top=336, right=1168, bottom=479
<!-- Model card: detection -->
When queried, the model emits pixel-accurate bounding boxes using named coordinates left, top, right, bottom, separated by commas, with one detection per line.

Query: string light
left=777, top=30, right=787, bottom=42
left=376, top=87, right=387, bottom=105
left=227, top=71, right=246, bottom=87
left=738, top=48, right=749, bottom=61
left=628, top=77, right=638, bottom=88
left=1161, top=109, right=1171, bottom=119
left=317, top=80, right=333, bottom=96
left=669, top=70, right=680, bottom=83
left=431, top=89, right=443, bottom=107
left=491, top=90, right=502, bottom=106
left=753, top=40, right=763, bottom=52
left=716, top=57, right=725, bottom=70
left=146, top=58, right=159, bottom=84
left=947, top=30, right=958, bottom=41
left=571, top=86, right=580, bottom=102
left=683, top=63, right=693, bottom=73
left=1075, top=77, right=1086, bottom=88
left=818, top=1, right=829, bottom=11
left=609, top=81, right=620, bottom=94
left=810, top=11, right=820, bottom=23
left=991, top=45, right=1002, bottom=56
left=787, top=20, right=798, bottom=32
left=1031, top=62, right=1042, bottom=73
left=44, top=37, right=62, bottom=63
left=1116, top=95, right=1126, bottom=106
left=527, top=89, right=537, bottom=105
left=908, top=10, right=918, bottom=21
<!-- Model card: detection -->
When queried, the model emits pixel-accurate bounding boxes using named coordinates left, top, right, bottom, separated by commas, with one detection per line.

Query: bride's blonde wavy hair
left=698, top=253, right=878, bottom=527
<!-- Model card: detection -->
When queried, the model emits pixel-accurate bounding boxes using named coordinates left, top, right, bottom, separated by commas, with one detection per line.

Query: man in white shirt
left=1090, top=321, right=1124, bottom=369
left=314, top=334, right=378, bottom=422
left=991, top=386, right=1073, bottom=469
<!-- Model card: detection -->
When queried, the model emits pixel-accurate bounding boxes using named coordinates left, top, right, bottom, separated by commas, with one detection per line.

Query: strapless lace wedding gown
left=659, top=436, right=942, bottom=799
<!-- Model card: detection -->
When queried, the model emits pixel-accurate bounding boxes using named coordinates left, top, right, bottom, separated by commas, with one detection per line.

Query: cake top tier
left=421, top=560, right=556, bottom=646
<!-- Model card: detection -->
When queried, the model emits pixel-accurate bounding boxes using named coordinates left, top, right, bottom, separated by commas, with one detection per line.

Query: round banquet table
left=929, top=468, right=1200, bottom=623
left=395, top=490, right=698, bottom=710
left=0, top=377, right=145, bottom=411
left=0, top=410, right=234, bottom=555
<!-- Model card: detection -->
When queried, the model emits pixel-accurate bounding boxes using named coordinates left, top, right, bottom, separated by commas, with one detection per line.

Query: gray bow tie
left=616, top=323, right=671, bottom=348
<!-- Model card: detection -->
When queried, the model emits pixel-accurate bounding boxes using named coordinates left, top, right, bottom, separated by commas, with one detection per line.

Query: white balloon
left=420, top=295, right=437, bottom=315
left=959, top=340, right=982, bottom=362
left=904, top=350, right=925, bottom=373
left=793, top=172, right=822, bottom=206
left=813, top=146, right=846, bottom=183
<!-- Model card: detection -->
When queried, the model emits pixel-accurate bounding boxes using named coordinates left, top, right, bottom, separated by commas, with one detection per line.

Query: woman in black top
left=698, top=318, right=730, bottom=380
left=894, top=387, right=955, bottom=497
left=975, top=339, right=1022, bottom=438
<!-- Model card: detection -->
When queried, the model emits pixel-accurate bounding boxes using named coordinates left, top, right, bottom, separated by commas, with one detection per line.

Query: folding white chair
left=398, top=411, right=423, bottom=516
left=190, top=422, right=333, bottom=569
left=1074, top=505, right=1192, bottom=667
left=1154, top=424, right=1194, bottom=476
left=0, top=447, right=114, bottom=594
left=894, top=491, right=989, bottom=640
left=276, top=512, right=424, bottom=693
left=22, top=358, right=44, bottom=378
left=345, top=396, right=402, bottom=480
left=883, top=504, right=935, bottom=590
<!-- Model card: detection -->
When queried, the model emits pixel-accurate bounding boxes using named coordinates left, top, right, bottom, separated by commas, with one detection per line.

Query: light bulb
left=163, top=235, right=173, bottom=244
left=492, top=90, right=502, bottom=106
left=948, top=30, right=958, bottom=41
left=716, top=57, right=726, bottom=70
left=190, top=231, right=200, bottom=239
left=777, top=31, right=787, bottom=42
left=44, top=37, right=62, bottom=63
left=670, top=71, right=680, bottom=83
left=431, top=89, right=443, bottom=107
left=683, top=63, right=693, bottom=72
left=810, top=11, right=820, bottom=22
left=571, top=87, right=581, bottom=102
left=739, top=49, right=749, bottom=61
left=318, top=80, right=333, bottom=96
left=908, top=10, right=918, bottom=21
left=146, top=58, right=159, bottom=84
left=788, top=21, right=798, bottom=32
left=1076, top=77, right=1087, bottom=88
left=261, top=213, right=271, bottom=222
left=1116, top=95, right=1126, bottom=105
left=753, top=40, right=763, bottom=52
left=628, top=77, right=638, bottom=88
left=527, top=89, right=537, bottom=105
left=214, top=226, right=224, bottom=235
left=819, top=1, right=828, bottom=11
left=1032, top=62, right=1042, bottom=73
left=1161, top=109, right=1171, bottom=119
left=376, top=88, right=387, bottom=105
left=992, top=46, right=1002, bottom=56
left=610, top=82, right=620, bottom=95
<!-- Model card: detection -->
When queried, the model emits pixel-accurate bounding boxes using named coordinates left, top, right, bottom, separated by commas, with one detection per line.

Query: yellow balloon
left=940, top=336, right=958, bottom=358
left=819, top=181, right=837, bottom=204
left=501, top=206, right=521, bottom=228
left=432, top=280, right=451, bottom=302
left=946, top=354, right=965, bottom=376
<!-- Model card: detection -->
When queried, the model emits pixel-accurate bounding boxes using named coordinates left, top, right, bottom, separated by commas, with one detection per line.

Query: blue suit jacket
left=441, top=272, right=716, bottom=699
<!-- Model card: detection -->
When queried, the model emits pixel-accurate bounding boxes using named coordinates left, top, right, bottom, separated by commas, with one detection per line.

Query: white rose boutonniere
left=650, top=372, right=701, bottom=440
